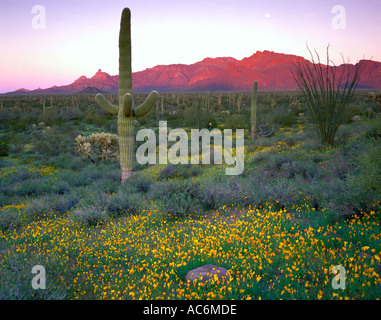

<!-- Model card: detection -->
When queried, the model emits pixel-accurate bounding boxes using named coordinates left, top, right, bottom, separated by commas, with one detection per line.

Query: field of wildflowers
left=0, top=91, right=380, bottom=300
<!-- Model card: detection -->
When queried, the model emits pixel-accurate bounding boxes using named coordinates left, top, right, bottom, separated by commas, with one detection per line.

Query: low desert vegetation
left=0, top=90, right=380, bottom=299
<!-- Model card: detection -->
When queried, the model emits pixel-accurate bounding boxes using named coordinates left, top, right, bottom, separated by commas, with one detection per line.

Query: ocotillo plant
left=292, top=45, right=362, bottom=145
left=95, top=8, right=158, bottom=182
left=251, top=81, right=258, bottom=140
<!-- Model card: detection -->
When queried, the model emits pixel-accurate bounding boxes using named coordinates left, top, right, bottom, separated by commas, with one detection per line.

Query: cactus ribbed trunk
left=119, top=116, right=134, bottom=181
left=251, top=81, right=258, bottom=140
left=118, top=9, right=134, bottom=182
left=95, top=8, right=158, bottom=182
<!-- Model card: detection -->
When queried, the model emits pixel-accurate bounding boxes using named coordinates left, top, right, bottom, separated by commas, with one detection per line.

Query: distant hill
left=5, top=51, right=381, bottom=94
left=78, top=86, right=104, bottom=94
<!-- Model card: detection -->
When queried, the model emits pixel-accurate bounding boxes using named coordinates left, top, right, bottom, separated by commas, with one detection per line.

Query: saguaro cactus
left=251, top=81, right=258, bottom=140
left=95, top=8, right=158, bottom=182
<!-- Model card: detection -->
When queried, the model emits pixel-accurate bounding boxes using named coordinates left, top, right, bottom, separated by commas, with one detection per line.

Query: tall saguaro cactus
left=95, top=8, right=158, bottom=182
left=251, top=81, right=258, bottom=140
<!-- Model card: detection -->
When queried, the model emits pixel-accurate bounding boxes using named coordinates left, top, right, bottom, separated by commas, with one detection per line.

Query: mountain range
left=7, top=50, right=381, bottom=94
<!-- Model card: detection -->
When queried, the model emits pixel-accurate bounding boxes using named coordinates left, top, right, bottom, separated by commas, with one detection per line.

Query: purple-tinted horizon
left=0, top=0, right=380, bottom=93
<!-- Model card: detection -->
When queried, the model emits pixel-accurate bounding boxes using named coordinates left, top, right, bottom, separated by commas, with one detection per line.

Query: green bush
left=365, top=116, right=381, bottom=140
left=281, top=160, right=323, bottom=180
left=158, top=164, right=202, bottom=180
left=0, top=206, right=21, bottom=231
left=275, top=114, right=297, bottom=127
left=348, top=142, right=381, bottom=195
left=106, top=192, right=141, bottom=217
left=158, top=193, right=202, bottom=220
left=0, top=138, right=9, bottom=157
left=128, top=174, right=153, bottom=193
left=262, top=152, right=295, bottom=173
left=70, top=205, right=110, bottom=226
left=31, top=125, right=74, bottom=158
left=343, top=105, right=364, bottom=123
left=24, top=193, right=79, bottom=220
left=325, top=178, right=378, bottom=222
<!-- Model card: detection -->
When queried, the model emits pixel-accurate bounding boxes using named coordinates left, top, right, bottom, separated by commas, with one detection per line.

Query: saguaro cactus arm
left=95, top=94, right=119, bottom=115
left=122, top=93, right=133, bottom=117
left=133, top=91, right=159, bottom=117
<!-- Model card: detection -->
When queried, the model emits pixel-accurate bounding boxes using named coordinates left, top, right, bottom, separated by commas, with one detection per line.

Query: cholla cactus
left=95, top=8, right=158, bottom=181
left=75, top=133, right=119, bottom=164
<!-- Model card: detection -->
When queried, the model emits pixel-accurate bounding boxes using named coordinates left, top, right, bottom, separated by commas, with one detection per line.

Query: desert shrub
left=0, top=167, right=34, bottom=186
left=175, top=164, right=203, bottom=179
left=75, top=132, right=119, bottom=164
left=0, top=206, right=21, bottom=231
left=204, top=117, right=218, bottom=129
left=158, top=164, right=177, bottom=180
left=88, top=176, right=118, bottom=194
left=24, top=193, right=79, bottom=220
left=149, top=179, right=201, bottom=200
left=106, top=192, right=142, bottom=217
left=0, top=137, right=9, bottom=157
left=275, top=114, right=297, bottom=127
left=70, top=192, right=110, bottom=226
left=249, top=149, right=272, bottom=165
left=62, top=162, right=119, bottom=188
left=364, top=115, right=381, bottom=140
left=281, top=160, right=322, bottom=180
left=31, top=125, right=74, bottom=158
left=196, top=181, right=225, bottom=210
left=262, top=152, right=295, bottom=173
left=330, top=153, right=350, bottom=180
left=149, top=178, right=221, bottom=218
left=220, top=174, right=293, bottom=209
left=158, top=164, right=202, bottom=180
left=0, top=191, right=11, bottom=207
left=83, top=110, right=111, bottom=126
left=71, top=205, right=110, bottom=226
left=325, top=178, right=379, bottom=223
left=7, top=133, right=26, bottom=154
left=219, top=178, right=258, bottom=207
left=3, top=176, right=71, bottom=197
left=224, top=114, right=248, bottom=130
left=45, top=154, right=88, bottom=171
left=4, top=178, right=52, bottom=197
left=158, top=193, right=202, bottom=220
left=263, top=179, right=300, bottom=210
left=348, top=142, right=381, bottom=195
left=343, top=105, right=364, bottom=123
left=128, top=174, right=153, bottom=193
left=282, top=134, right=299, bottom=146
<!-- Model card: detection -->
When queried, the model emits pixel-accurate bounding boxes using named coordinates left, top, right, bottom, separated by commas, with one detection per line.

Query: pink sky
left=1, top=0, right=380, bottom=93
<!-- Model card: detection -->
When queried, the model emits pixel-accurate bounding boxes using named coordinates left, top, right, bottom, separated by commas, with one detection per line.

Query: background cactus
left=95, top=8, right=158, bottom=181
left=251, top=81, right=258, bottom=140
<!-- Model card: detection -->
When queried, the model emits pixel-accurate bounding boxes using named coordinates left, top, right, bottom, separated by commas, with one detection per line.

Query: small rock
left=185, top=265, right=230, bottom=285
